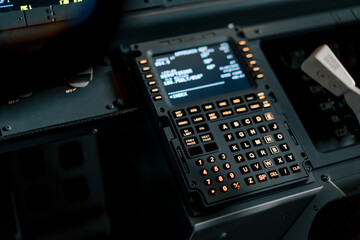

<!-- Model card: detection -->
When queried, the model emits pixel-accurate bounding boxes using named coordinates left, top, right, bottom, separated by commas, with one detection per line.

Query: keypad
left=169, top=91, right=308, bottom=205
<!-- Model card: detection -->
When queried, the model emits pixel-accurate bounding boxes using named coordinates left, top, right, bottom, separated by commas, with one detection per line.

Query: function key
left=290, top=164, right=302, bottom=173
left=191, top=115, right=205, bottom=124
left=150, top=88, right=159, bottom=94
left=231, top=97, right=243, bottom=105
left=180, top=127, right=194, bottom=137
left=200, top=133, right=214, bottom=143
left=245, top=53, right=253, bottom=59
left=245, top=94, right=256, bottom=102
left=248, top=60, right=257, bottom=67
left=188, top=106, right=201, bottom=115
left=173, top=109, right=186, bottom=118
left=196, top=124, right=209, bottom=133
left=216, top=100, right=229, bottom=108
left=249, top=103, right=261, bottom=110
left=268, top=170, right=280, bottom=179
left=221, top=109, right=234, bottom=117
left=202, top=103, right=215, bottom=111
left=252, top=67, right=260, bottom=72
left=264, top=112, right=275, bottom=121
left=235, top=106, right=248, bottom=114
left=145, top=74, right=153, bottom=79
left=176, top=119, right=190, bottom=127
left=256, top=74, right=264, bottom=79
left=147, top=81, right=156, bottom=86
left=257, top=92, right=266, bottom=100
left=184, top=137, right=198, bottom=146
left=262, top=101, right=271, bottom=108
left=256, top=173, right=267, bottom=182
left=238, top=40, right=247, bottom=46
left=207, top=112, right=220, bottom=121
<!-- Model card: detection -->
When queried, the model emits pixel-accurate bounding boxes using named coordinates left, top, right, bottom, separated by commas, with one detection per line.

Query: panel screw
left=3, top=125, right=11, bottom=131
left=106, top=104, right=114, bottom=110
left=321, top=174, right=330, bottom=182
left=219, top=232, right=227, bottom=239
left=92, top=128, right=98, bottom=134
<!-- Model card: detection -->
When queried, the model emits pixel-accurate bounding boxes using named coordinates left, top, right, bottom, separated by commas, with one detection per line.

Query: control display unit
left=131, top=28, right=311, bottom=209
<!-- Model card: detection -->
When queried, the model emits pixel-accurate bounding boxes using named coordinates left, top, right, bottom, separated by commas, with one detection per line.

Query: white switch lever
left=301, top=44, right=360, bottom=125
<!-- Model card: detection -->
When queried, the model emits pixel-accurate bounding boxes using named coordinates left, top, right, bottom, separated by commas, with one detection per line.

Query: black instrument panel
left=131, top=28, right=311, bottom=208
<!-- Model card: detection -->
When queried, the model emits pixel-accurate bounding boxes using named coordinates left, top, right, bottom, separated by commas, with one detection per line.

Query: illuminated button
left=241, top=141, right=251, bottom=149
left=231, top=97, right=243, bottom=105
left=196, top=124, right=209, bottom=133
left=242, top=47, right=250, bottom=52
left=176, top=119, right=190, bottom=127
left=257, top=92, right=266, bottom=100
left=231, top=181, right=241, bottom=189
left=257, top=149, right=268, bottom=157
left=180, top=127, right=194, bottom=137
left=279, top=167, right=290, bottom=176
left=256, top=74, right=264, bottom=79
left=228, top=172, right=236, bottom=179
left=150, top=88, right=159, bottom=93
left=256, top=173, right=267, bottom=182
left=263, top=159, right=274, bottom=168
left=250, top=103, right=261, bottom=110
left=221, top=109, right=233, bottom=117
left=234, top=154, right=245, bottom=163
left=202, top=103, right=215, bottom=111
left=279, top=143, right=290, bottom=152
left=184, top=137, right=198, bottom=146
left=147, top=81, right=156, bottom=86
left=153, top=95, right=162, bottom=101
left=251, top=162, right=262, bottom=171
left=269, top=146, right=280, bottom=155
left=139, top=59, right=148, bottom=65
left=145, top=74, right=153, bottom=79
left=204, top=142, right=218, bottom=152
left=200, top=133, right=214, bottom=143
left=264, top=135, right=274, bottom=144
left=191, top=115, right=205, bottom=124
left=246, top=151, right=256, bottom=160
left=208, top=188, right=217, bottom=196
left=262, top=101, right=271, bottom=108
left=264, top=112, right=274, bottom=121
left=268, top=170, right=279, bottom=179
left=217, top=100, right=229, bottom=108
left=240, top=165, right=250, bottom=174
left=173, top=109, right=186, bottom=118
left=245, top=53, right=253, bottom=59
left=252, top=138, right=262, bottom=146
left=204, top=178, right=212, bottom=186
left=142, top=66, right=150, bottom=72
left=252, top=67, right=260, bottom=72
left=188, top=106, right=200, bottom=114
left=235, top=106, right=248, bottom=113
left=219, top=123, right=230, bottom=131
left=290, top=164, right=302, bottom=173
left=238, top=40, right=247, bottom=46
left=253, top=115, right=263, bottom=123
left=244, top=176, right=256, bottom=185
left=220, top=185, right=229, bottom=193
left=258, top=125, right=268, bottom=133
left=207, top=112, right=219, bottom=120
